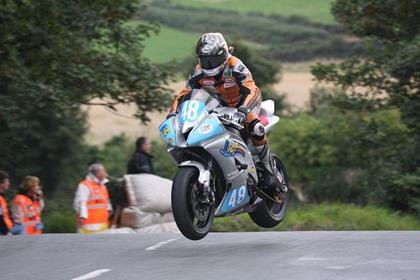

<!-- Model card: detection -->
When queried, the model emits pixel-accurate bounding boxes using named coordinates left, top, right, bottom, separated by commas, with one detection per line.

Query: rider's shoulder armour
left=227, top=56, right=251, bottom=77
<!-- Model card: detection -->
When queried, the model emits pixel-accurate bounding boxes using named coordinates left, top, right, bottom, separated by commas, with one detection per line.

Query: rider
left=167, top=32, right=285, bottom=195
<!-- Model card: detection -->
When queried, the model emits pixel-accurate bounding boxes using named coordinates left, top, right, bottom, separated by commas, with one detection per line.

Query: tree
left=311, top=0, right=420, bottom=214
left=0, top=0, right=173, bottom=194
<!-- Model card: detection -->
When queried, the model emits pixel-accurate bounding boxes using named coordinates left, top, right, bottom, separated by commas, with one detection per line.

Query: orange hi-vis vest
left=78, top=179, right=110, bottom=233
left=13, top=194, right=42, bottom=235
left=0, top=195, right=13, bottom=229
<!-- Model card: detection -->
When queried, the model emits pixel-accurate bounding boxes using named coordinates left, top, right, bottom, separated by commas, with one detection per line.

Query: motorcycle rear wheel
left=172, top=167, right=214, bottom=240
left=249, top=155, right=289, bottom=228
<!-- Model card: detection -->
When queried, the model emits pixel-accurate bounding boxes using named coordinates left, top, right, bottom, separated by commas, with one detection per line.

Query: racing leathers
left=170, top=55, right=276, bottom=180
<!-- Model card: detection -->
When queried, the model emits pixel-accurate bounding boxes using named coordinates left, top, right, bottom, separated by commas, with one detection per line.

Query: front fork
left=178, top=160, right=215, bottom=204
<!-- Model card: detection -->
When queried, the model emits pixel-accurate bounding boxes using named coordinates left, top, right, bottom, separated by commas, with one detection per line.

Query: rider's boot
left=255, top=144, right=288, bottom=199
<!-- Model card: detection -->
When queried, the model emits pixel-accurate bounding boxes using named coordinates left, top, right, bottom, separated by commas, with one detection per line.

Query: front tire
left=171, top=167, right=214, bottom=240
left=249, top=156, right=289, bottom=228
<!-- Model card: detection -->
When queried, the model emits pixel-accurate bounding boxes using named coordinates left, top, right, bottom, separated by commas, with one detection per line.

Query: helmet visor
left=198, top=54, right=227, bottom=70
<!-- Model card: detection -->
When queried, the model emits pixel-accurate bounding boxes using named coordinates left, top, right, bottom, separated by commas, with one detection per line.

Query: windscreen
left=178, top=89, right=220, bottom=133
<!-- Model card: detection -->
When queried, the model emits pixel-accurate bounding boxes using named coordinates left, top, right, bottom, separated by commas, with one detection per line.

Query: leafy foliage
left=270, top=87, right=414, bottom=208
left=43, top=211, right=77, bottom=233
left=0, top=0, right=173, bottom=194
left=311, top=0, right=420, bottom=215
left=90, top=135, right=177, bottom=180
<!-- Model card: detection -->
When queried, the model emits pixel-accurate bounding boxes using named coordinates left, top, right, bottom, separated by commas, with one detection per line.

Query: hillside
left=141, top=0, right=360, bottom=63
left=171, top=0, right=336, bottom=23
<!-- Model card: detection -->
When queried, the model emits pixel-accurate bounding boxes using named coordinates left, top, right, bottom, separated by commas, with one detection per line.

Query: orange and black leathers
left=0, top=194, right=13, bottom=234
left=170, top=56, right=266, bottom=145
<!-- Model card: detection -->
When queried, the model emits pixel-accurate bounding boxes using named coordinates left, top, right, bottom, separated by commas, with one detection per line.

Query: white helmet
left=196, top=33, right=229, bottom=76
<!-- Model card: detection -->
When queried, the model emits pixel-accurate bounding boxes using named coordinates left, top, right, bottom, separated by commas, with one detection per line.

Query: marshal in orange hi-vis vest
left=0, top=195, right=13, bottom=230
left=13, top=194, right=42, bottom=235
left=78, top=179, right=110, bottom=234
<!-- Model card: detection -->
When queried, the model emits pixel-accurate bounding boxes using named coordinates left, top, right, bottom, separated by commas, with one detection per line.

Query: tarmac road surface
left=1, top=231, right=419, bottom=280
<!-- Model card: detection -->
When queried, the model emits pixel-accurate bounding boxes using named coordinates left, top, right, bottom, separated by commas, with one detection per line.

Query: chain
left=254, top=185, right=285, bottom=204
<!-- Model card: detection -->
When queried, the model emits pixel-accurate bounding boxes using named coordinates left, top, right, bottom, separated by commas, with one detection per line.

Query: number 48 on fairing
left=180, top=100, right=204, bottom=122
left=227, top=185, right=248, bottom=209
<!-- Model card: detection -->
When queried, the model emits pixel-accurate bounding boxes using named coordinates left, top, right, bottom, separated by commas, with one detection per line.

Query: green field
left=140, top=0, right=349, bottom=63
left=171, top=0, right=335, bottom=23
left=142, top=24, right=200, bottom=63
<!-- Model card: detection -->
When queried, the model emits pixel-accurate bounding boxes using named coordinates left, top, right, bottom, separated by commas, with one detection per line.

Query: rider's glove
left=237, top=106, right=250, bottom=116
left=166, top=112, right=176, bottom=119
left=234, top=106, right=249, bottom=125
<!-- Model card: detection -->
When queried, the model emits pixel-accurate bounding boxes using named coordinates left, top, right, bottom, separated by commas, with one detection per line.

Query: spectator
left=74, top=163, right=112, bottom=234
left=127, top=137, right=155, bottom=175
left=11, top=176, right=44, bottom=235
left=0, top=171, right=13, bottom=235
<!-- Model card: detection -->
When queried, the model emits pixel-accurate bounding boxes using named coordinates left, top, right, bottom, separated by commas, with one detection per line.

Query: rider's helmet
left=196, top=33, right=229, bottom=77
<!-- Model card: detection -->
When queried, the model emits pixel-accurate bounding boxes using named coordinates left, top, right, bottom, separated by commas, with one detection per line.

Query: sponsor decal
left=223, top=77, right=236, bottom=88
left=160, top=124, right=167, bottom=134
left=162, top=127, right=170, bottom=136
left=223, top=185, right=248, bottom=212
left=198, top=123, right=213, bottom=134
left=220, top=140, right=245, bottom=157
left=224, top=69, right=233, bottom=77
left=202, top=79, right=215, bottom=86
left=237, top=64, right=245, bottom=72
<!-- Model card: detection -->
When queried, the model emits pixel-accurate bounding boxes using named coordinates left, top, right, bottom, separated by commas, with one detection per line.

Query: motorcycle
left=159, top=88, right=288, bottom=240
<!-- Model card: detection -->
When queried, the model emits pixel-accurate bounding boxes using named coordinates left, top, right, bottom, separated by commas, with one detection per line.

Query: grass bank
left=42, top=203, right=420, bottom=233
left=212, top=203, right=420, bottom=232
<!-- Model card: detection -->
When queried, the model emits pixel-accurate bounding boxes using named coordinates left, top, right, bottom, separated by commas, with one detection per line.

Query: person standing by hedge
left=0, top=171, right=13, bottom=235
left=74, top=163, right=112, bottom=234
left=11, top=176, right=44, bottom=235
left=127, top=137, right=155, bottom=175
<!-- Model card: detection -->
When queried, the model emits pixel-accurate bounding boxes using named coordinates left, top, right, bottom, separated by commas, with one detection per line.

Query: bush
left=88, top=134, right=133, bottom=178
left=43, top=211, right=77, bottom=233
left=87, top=134, right=177, bottom=180
left=152, top=141, right=178, bottom=180
left=268, top=87, right=413, bottom=211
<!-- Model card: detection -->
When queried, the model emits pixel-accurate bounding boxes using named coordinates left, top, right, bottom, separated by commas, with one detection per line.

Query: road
left=1, top=231, right=419, bottom=280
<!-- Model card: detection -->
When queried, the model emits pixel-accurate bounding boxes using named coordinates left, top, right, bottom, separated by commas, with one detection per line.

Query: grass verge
left=212, top=203, right=420, bottom=232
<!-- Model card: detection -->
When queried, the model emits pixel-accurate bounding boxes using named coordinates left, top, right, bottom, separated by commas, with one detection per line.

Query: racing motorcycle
left=159, top=88, right=288, bottom=240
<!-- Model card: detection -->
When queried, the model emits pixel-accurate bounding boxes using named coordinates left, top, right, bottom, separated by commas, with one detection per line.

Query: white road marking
left=298, top=257, right=326, bottom=261
left=145, top=238, right=178, bottom=251
left=71, top=269, right=111, bottom=280
left=328, top=265, right=352, bottom=270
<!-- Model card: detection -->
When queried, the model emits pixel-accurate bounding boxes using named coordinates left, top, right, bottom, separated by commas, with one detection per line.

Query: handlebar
left=214, top=112, right=244, bottom=130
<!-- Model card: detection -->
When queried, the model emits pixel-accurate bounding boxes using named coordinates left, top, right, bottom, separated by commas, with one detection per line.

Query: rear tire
left=172, top=167, right=214, bottom=240
left=249, top=156, right=289, bottom=228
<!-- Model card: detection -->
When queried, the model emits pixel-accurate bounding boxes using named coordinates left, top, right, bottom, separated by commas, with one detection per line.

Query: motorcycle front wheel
left=171, top=167, right=214, bottom=240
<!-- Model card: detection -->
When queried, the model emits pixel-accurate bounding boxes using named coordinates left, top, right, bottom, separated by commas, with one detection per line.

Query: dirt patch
left=84, top=80, right=185, bottom=145
left=273, top=72, right=316, bottom=109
